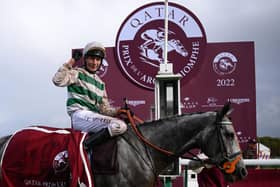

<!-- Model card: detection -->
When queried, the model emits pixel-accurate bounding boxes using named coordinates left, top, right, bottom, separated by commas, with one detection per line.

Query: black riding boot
left=83, top=128, right=111, bottom=149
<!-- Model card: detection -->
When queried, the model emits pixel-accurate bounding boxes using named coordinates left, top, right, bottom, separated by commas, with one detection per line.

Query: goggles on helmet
left=85, top=49, right=105, bottom=59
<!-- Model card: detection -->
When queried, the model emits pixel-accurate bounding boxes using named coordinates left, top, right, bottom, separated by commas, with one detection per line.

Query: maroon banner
left=179, top=41, right=256, bottom=149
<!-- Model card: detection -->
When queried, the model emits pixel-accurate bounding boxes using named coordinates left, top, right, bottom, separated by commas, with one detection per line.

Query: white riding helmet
left=83, top=41, right=106, bottom=59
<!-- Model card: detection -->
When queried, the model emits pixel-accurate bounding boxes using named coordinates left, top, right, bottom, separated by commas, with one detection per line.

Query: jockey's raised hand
left=66, top=58, right=76, bottom=68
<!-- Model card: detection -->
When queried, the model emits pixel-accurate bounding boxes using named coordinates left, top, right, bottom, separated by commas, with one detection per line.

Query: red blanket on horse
left=0, top=126, right=93, bottom=187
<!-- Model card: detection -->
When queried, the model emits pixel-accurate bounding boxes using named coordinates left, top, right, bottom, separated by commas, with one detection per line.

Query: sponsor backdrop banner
left=74, top=2, right=256, bottom=150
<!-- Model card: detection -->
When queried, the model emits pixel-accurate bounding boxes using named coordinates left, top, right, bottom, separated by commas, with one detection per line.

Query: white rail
left=179, top=158, right=280, bottom=187
left=179, top=158, right=280, bottom=166
left=243, top=159, right=280, bottom=166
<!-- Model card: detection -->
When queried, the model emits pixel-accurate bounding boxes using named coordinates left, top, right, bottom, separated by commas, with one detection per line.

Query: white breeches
left=71, top=110, right=127, bottom=137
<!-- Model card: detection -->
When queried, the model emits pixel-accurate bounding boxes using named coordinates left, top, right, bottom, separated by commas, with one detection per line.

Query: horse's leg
left=0, top=136, right=11, bottom=162
left=0, top=136, right=11, bottom=180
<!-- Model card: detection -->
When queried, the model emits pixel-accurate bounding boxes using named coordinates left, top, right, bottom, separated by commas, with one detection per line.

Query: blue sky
left=0, top=0, right=279, bottom=137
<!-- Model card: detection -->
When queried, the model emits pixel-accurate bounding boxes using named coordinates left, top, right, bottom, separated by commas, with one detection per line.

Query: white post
left=164, top=0, right=168, bottom=65
left=156, top=1, right=181, bottom=178
left=159, top=0, right=173, bottom=74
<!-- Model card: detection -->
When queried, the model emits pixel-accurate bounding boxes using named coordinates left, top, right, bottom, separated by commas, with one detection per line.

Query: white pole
left=179, top=158, right=280, bottom=166
left=244, top=159, right=280, bottom=166
left=164, top=0, right=168, bottom=65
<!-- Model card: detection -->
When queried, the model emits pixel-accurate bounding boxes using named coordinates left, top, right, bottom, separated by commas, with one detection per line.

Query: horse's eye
left=226, top=132, right=234, bottom=139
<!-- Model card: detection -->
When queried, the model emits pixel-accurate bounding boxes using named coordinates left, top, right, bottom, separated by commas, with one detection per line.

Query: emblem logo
left=53, top=150, right=69, bottom=173
left=115, top=2, right=207, bottom=90
left=139, top=28, right=188, bottom=66
left=213, top=52, right=238, bottom=75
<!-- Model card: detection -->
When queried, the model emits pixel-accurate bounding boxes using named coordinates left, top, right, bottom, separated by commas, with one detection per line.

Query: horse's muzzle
left=235, top=158, right=248, bottom=180
left=224, top=162, right=248, bottom=182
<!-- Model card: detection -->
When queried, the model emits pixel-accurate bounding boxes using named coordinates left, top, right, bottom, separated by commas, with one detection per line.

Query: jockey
left=52, top=41, right=127, bottom=147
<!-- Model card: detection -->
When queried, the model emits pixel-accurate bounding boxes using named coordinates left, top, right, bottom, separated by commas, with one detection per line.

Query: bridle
left=210, top=120, right=242, bottom=174
left=177, top=119, right=242, bottom=174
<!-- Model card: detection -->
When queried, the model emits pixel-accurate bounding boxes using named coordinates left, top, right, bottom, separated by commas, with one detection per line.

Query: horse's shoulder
left=119, top=125, right=137, bottom=143
left=117, top=125, right=148, bottom=153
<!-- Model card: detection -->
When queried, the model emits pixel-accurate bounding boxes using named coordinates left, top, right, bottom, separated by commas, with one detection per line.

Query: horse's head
left=201, top=103, right=247, bottom=182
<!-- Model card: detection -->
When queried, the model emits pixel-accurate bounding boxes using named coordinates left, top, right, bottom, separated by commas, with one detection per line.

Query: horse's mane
left=0, top=135, right=11, bottom=146
left=139, top=111, right=216, bottom=127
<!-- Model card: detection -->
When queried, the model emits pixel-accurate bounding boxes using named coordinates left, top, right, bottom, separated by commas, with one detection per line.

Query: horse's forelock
left=216, top=102, right=232, bottom=121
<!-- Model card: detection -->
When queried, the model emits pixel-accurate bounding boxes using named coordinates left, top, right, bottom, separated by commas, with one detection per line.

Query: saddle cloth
left=0, top=126, right=93, bottom=187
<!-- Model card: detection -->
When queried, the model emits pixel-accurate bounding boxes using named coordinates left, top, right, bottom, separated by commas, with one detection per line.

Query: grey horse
left=0, top=103, right=247, bottom=186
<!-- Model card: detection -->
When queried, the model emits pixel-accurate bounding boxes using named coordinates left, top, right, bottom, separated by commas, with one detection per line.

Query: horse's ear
left=217, top=102, right=233, bottom=121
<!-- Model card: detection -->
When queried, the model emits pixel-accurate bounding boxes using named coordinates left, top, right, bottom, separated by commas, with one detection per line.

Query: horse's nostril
left=240, top=167, right=248, bottom=178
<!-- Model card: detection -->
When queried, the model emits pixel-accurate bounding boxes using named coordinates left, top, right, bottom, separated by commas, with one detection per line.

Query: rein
left=118, top=109, right=175, bottom=157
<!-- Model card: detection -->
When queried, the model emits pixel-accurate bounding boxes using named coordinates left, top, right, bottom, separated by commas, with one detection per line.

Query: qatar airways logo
left=115, top=2, right=207, bottom=90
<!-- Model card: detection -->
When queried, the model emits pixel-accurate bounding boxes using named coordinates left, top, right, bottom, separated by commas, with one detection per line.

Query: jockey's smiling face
left=85, top=56, right=102, bottom=73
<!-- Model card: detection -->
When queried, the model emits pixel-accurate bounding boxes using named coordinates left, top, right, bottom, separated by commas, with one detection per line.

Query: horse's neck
left=141, top=112, right=216, bottom=151
left=139, top=112, right=216, bottom=172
